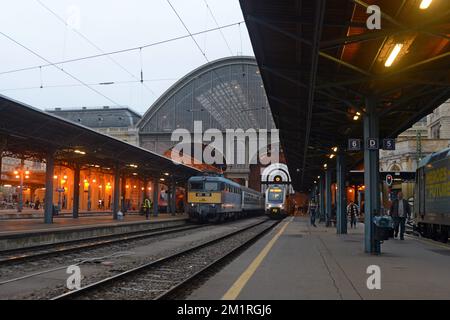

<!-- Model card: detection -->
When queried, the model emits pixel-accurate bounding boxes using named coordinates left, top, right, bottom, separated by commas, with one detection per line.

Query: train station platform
left=0, top=213, right=188, bottom=251
left=189, top=216, right=450, bottom=300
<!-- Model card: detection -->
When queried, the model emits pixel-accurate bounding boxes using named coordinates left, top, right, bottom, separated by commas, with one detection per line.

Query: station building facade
left=48, top=106, right=141, bottom=146
left=379, top=100, right=450, bottom=202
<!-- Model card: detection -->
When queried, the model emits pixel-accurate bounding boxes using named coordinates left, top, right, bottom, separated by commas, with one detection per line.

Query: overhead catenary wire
left=35, top=0, right=156, bottom=97
left=203, top=0, right=234, bottom=56
left=0, top=21, right=243, bottom=76
left=0, top=78, right=178, bottom=92
left=0, top=30, right=122, bottom=107
left=165, top=0, right=246, bottom=128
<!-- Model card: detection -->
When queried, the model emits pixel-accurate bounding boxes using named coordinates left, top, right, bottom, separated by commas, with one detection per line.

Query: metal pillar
left=0, top=152, right=2, bottom=186
left=44, top=152, right=54, bottom=224
left=336, top=153, right=347, bottom=234
left=153, top=180, right=159, bottom=217
left=325, top=169, right=332, bottom=227
left=319, top=176, right=325, bottom=222
left=170, top=181, right=176, bottom=216
left=73, top=164, right=80, bottom=218
left=364, top=96, right=381, bottom=254
left=121, top=173, right=127, bottom=212
left=18, top=159, right=24, bottom=213
left=113, top=164, right=120, bottom=220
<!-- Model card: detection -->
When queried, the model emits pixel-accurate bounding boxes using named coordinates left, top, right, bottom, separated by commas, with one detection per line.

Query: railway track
left=0, top=224, right=203, bottom=265
left=52, top=218, right=280, bottom=300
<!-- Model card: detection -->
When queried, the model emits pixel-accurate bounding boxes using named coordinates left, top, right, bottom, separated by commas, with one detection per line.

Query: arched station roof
left=137, top=56, right=275, bottom=134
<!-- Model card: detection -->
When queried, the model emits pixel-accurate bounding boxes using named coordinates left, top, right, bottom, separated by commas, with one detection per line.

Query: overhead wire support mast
left=0, top=30, right=122, bottom=107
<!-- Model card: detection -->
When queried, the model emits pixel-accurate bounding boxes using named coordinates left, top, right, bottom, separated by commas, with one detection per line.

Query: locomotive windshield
left=204, top=182, right=219, bottom=191
left=268, top=188, right=283, bottom=202
left=189, top=181, right=203, bottom=190
left=189, top=181, right=220, bottom=191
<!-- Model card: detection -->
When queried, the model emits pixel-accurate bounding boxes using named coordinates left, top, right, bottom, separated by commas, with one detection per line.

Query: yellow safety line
left=221, top=217, right=292, bottom=300
left=406, top=234, right=450, bottom=250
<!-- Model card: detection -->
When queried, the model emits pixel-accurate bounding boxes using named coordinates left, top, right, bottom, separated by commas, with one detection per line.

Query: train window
left=205, top=182, right=219, bottom=191
left=189, top=182, right=203, bottom=190
left=268, top=189, right=283, bottom=202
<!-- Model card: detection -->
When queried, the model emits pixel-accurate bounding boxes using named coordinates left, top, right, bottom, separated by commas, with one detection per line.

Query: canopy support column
left=153, top=180, right=159, bottom=217
left=44, top=152, right=55, bottom=224
left=364, top=96, right=381, bottom=254
left=336, top=153, right=347, bottom=234
left=113, top=164, right=120, bottom=220
left=319, top=175, right=325, bottom=222
left=73, top=164, right=80, bottom=219
left=325, top=169, right=332, bottom=227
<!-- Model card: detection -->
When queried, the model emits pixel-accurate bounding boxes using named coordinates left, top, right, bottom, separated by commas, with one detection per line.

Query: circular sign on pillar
left=386, top=174, right=393, bottom=186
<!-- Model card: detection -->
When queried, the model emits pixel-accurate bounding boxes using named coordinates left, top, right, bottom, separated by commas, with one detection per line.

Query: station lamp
left=323, top=163, right=328, bottom=169
left=420, top=0, right=432, bottom=9
left=385, top=43, right=403, bottom=67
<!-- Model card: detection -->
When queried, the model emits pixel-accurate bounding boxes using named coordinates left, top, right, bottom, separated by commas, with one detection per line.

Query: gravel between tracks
left=1, top=218, right=268, bottom=300
left=66, top=221, right=276, bottom=300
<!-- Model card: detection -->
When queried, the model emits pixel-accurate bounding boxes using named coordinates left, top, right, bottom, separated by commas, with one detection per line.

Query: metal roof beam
left=246, top=15, right=312, bottom=46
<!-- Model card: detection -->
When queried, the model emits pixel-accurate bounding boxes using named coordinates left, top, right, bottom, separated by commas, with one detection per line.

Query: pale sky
left=0, top=0, right=254, bottom=114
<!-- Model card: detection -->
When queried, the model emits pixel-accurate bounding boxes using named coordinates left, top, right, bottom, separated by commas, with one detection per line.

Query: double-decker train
left=265, top=184, right=288, bottom=219
left=414, top=147, right=450, bottom=243
left=187, top=174, right=264, bottom=223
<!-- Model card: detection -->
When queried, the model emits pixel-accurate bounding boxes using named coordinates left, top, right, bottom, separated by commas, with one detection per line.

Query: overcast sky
left=0, top=0, right=254, bottom=114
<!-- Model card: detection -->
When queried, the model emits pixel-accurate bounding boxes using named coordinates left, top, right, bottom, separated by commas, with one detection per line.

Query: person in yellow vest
left=143, top=198, right=153, bottom=220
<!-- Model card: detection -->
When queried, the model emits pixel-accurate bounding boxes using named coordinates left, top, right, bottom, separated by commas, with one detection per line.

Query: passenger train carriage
left=187, top=175, right=264, bottom=223
left=414, top=147, right=450, bottom=243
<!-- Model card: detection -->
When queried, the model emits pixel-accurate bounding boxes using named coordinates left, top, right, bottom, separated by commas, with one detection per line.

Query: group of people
left=306, top=199, right=360, bottom=228
left=306, top=191, right=411, bottom=240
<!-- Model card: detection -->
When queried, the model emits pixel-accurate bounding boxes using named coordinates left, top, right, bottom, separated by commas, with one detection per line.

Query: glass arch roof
left=137, top=56, right=275, bottom=134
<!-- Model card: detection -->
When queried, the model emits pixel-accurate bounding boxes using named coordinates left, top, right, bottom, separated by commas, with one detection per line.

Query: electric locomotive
left=187, top=174, right=264, bottom=223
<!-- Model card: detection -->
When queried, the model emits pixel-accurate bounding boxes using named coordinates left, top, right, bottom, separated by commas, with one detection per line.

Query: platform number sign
left=348, top=139, right=361, bottom=151
left=367, top=138, right=379, bottom=150
left=382, top=139, right=395, bottom=150
left=386, top=174, right=393, bottom=186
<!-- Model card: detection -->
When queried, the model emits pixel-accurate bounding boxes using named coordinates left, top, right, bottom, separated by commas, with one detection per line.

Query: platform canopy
left=240, top=0, right=450, bottom=191
left=0, top=94, right=201, bottom=182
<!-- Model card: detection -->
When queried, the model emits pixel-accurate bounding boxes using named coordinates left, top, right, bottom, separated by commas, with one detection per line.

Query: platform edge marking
left=221, top=217, right=293, bottom=300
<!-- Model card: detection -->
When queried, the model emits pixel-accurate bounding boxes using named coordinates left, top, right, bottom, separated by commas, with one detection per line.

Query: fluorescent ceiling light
left=385, top=43, right=403, bottom=67
left=420, top=0, right=432, bottom=9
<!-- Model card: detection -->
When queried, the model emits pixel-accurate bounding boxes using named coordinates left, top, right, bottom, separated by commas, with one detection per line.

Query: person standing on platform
left=308, top=199, right=318, bottom=227
left=143, top=197, right=152, bottom=220
left=347, top=201, right=359, bottom=228
left=389, top=192, right=411, bottom=240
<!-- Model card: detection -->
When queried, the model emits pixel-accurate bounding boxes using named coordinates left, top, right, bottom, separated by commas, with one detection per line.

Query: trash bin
left=373, top=215, right=394, bottom=241
left=52, top=204, right=60, bottom=216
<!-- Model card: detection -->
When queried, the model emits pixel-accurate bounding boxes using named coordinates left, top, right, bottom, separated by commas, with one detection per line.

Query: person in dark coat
left=389, top=192, right=411, bottom=240
left=308, top=199, right=318, bottom=227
